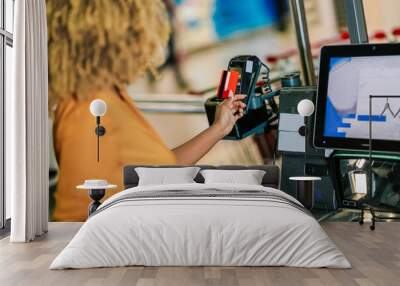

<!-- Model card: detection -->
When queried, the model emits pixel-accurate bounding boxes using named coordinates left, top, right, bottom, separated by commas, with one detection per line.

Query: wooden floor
left=0, top=222, right=399, bottom=286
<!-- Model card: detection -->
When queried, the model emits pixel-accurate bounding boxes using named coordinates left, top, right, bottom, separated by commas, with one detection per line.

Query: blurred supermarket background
left=41, top=0, right=400, bottom=221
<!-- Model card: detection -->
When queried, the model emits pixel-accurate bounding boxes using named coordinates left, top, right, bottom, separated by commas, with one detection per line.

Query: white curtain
left=8, top=0, right=49, bottom=242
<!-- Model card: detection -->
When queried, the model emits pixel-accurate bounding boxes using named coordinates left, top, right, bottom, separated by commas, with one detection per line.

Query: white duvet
left=50, top=183, right=351, bottom=269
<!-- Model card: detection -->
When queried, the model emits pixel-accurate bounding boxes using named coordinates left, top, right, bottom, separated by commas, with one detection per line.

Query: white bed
left=50, top=182, right=351, bottom=269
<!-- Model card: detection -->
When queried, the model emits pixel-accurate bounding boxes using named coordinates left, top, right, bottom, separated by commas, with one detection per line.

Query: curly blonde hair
left=47, top=0, right=171, bottom=108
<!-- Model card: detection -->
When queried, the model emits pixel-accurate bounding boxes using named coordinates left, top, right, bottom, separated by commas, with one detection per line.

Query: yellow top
left=53, top=88, right=176, bottom=221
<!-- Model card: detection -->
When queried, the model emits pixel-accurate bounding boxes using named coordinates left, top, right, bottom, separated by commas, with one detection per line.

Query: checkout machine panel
left=278, top=86, right=336, bottom=210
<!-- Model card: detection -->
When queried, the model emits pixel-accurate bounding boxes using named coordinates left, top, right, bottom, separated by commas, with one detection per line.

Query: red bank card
left=217, top=70, right=240, bottom=99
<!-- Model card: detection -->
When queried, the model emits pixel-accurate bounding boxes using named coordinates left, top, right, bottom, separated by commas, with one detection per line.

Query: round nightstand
left=289, top=176, right=321, bottom=210
left=77, top=180, right=117, bottom=216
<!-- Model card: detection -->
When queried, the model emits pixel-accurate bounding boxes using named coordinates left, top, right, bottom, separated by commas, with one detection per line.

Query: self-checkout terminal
left=314, top=43, right=400, bottom=227
left=205, top=42, right=400, bottom=224
left=204, top=0, right=400, bottom=226
left=205, top=55, right=336, bottom=210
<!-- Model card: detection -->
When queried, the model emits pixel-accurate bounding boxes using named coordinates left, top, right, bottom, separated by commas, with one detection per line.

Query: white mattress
left=50, top=183, right=351, bottom=269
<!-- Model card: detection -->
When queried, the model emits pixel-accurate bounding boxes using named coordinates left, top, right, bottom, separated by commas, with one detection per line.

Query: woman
left=47, top=0, right=246, bottom=221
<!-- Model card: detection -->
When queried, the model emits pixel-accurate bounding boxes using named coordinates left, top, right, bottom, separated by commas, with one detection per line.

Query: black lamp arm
left=94, top=116, right=106, bottom=162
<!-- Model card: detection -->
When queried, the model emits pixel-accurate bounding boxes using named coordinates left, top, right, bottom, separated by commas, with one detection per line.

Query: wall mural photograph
left=1, top=1, right=400, bottom=285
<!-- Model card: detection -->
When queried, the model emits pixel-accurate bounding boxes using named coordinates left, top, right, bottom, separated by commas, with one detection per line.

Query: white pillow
left=135, top=167, right=201, bottom=186
left=200, top=169, right=266, bottom=185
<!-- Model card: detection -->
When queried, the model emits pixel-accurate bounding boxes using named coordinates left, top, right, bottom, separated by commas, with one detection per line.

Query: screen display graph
left=324, top=55, right=400, bottom=141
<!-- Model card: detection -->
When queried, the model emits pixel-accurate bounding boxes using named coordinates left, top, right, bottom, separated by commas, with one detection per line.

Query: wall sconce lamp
left=89, top=99, right=107, bottom=162
left=297, top=99, right=315, bottom=174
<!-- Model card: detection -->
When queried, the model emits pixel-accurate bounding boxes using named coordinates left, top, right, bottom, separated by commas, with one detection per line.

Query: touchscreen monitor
left=314, top=43, right=400, bottom=152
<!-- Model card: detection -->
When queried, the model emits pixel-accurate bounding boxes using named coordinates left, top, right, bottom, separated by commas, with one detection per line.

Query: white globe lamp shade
left=297, top=99, right=315, bottom=117
left=90, top=99, right=107, bottom=117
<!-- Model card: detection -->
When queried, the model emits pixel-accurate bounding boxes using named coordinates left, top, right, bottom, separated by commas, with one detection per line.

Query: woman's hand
left=212, top=94, right=247, bottom=137
left=172, top=93, right=247, bottom=165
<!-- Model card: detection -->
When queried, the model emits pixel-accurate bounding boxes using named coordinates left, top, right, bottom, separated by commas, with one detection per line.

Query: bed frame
left=123, top=165, right=280, bottom=189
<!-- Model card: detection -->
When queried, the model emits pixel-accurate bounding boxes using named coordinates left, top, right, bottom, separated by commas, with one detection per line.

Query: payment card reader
left=205, top=55, right=278, bottom=140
